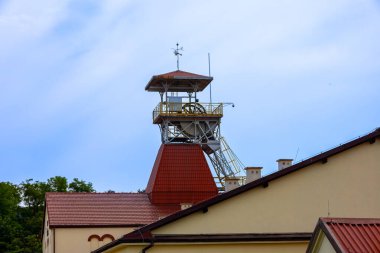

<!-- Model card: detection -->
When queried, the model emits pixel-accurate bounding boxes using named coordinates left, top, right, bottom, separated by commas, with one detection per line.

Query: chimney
left=276, top=159, right=293, bottom=171
left=244, top=167, right=262, bottom=183
left=224, top=178, right=240, bottom=191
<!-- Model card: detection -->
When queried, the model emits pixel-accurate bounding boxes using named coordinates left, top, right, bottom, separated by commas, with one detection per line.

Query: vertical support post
left=159, top=92, right=164, bottom=114
left=193, top=83, right=198, bottom=102
left=194, top=121, right=197, bottom=143
left=163, top=121, right=169, bottom=143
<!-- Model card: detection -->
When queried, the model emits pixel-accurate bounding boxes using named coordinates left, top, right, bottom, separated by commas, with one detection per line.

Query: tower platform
left=152, top=102, right=223, bottom=124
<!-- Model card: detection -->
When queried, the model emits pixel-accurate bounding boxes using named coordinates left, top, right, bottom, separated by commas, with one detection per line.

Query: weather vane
left=172, top=43, right=184, bottom=70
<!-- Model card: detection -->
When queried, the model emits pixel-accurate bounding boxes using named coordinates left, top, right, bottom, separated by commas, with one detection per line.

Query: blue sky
left=0, top=0, right=379, bottom=192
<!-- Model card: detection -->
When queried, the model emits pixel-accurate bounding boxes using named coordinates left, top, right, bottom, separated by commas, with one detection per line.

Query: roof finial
left=172, top=43, right=183, bottom=70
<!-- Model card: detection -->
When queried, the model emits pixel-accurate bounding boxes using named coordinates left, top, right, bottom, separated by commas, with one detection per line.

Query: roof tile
left=321, top=218, right=380, bottom=253
left=146, top=144, right=218, bottom=204
left=46, top=192, right=161, bottom=227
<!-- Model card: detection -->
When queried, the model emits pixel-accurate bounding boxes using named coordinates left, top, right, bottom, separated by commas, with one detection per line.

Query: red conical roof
left=146, top=144, right=218, bottom=204
left=145, top=70, right=213, bottom=92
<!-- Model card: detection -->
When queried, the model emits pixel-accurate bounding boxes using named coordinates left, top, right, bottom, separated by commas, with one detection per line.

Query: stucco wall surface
left=54, top=227, right=134, bottom=253
left=109, top=242, right=308, bottom=253
left=42, top=211, right=54, bottom=253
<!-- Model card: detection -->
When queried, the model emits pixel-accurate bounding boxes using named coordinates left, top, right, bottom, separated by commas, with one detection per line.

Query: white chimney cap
left=276, top=159, right=293, bottom=162
left=224, top=177, right=241, bottom=191
left=244, top=166, right=263, bottom=170
left=276, top=159, right=293, bottom=171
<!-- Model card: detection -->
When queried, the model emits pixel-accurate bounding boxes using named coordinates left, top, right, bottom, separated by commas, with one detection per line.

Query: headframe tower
left=145, top=45, right=244, bottom=188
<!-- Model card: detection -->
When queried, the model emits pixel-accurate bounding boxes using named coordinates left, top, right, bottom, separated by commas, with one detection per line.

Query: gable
left=307, top=218, right=380, bottom=253
left=153, top=140, right=380, bottom=235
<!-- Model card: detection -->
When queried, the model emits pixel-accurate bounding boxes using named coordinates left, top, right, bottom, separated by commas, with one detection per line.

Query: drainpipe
left=53, top=229, right=55, bottom=253
left=142, top=241, right=154, bottom=253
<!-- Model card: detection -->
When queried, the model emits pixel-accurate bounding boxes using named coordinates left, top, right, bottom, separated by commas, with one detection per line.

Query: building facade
left=95, top=128, right=380, bottom=253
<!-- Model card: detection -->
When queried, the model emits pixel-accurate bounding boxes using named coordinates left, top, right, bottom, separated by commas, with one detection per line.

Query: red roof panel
left=145, top=70, right=213, bottom=92
left=321, top=218, right=380, bottom=253
left=146, top=144, right=218, bottom=204
left=154, top=70, right=210, bottom=79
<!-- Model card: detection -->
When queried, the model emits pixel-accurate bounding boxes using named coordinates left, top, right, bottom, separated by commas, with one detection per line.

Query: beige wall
left=154, top=141, right=380, bottom=235
left=102, top=244, right=146, bottom=253
left=308, top=230, right=335, bottom=253
left=107, top=242, right=308, bottom=253
left=42, top=206, right=136, bottom=253
left=317, top=234, right=335, bottom=253
left=54, top=227, right=134, bottom=253
left=42, top=211, right=54, bottom=253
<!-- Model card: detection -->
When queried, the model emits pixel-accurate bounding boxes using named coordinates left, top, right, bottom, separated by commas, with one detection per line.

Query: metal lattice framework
left=154, top=102, right=244, bottom=186
left=159, top=119, right=221, bottom=144
left=205, top=137, right=245, bottom=186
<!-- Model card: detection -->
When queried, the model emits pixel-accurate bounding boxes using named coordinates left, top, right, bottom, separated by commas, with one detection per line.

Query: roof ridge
left=156, top=69, right=211, bottom=78
left=45, top=192, right=147, bottom=196
left=290, top=127, right=380, bottom=165
left=321, top=217, right=380, bottom=224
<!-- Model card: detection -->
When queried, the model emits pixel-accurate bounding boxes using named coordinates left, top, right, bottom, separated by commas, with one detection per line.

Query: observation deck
left=153, top=102, right=223, bottom=124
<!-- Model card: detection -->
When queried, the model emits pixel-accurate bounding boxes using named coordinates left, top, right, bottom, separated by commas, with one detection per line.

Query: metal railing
left=153, top=102, right=223, bottom=121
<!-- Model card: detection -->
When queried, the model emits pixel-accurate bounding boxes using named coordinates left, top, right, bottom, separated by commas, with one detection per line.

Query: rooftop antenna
left=208, top=53, right=212, bottom=104
left=172, top=43, right=184, bottom=70
left=294, top=147, right=300, bottom=161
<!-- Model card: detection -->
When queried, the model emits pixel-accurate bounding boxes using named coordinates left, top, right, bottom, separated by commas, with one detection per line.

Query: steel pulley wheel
left=182, top=103, right=206, bottom=114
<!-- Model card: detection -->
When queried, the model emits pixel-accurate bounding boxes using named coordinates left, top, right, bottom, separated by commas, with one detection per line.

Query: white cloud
left=0, top=0, right=379, bottom=191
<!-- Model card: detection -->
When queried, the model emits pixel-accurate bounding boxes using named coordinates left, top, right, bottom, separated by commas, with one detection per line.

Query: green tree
left=18, top=179, right=50, bottom=253
left=0, top=182, right=20, bottom=216
left=0, top=182, right=22, bottom=252
left=0, top=177, right=96, bottom=252
left=68, top=178, right=94, bottom=192
left=19, top=179, right=50, bottom=215
left=47, top=176, right=68, bottom=192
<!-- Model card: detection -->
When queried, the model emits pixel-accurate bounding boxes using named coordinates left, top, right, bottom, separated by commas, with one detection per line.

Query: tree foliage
left=47, top=176, right=68, bottom=192
left=68, top=178, right=94, bottom=192
left=0, top=177, right=95, bottom=253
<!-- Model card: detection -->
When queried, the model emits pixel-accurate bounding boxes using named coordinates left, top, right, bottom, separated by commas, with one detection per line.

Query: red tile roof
left=46, top=192, right=161, bottom=227
left=146, top=144, right=218, bottom=204
left=45, top=144, right=218, bottom=228
left=155, top=204, right=182, bottom=218
left=308, top=218, right=380, bottom=253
